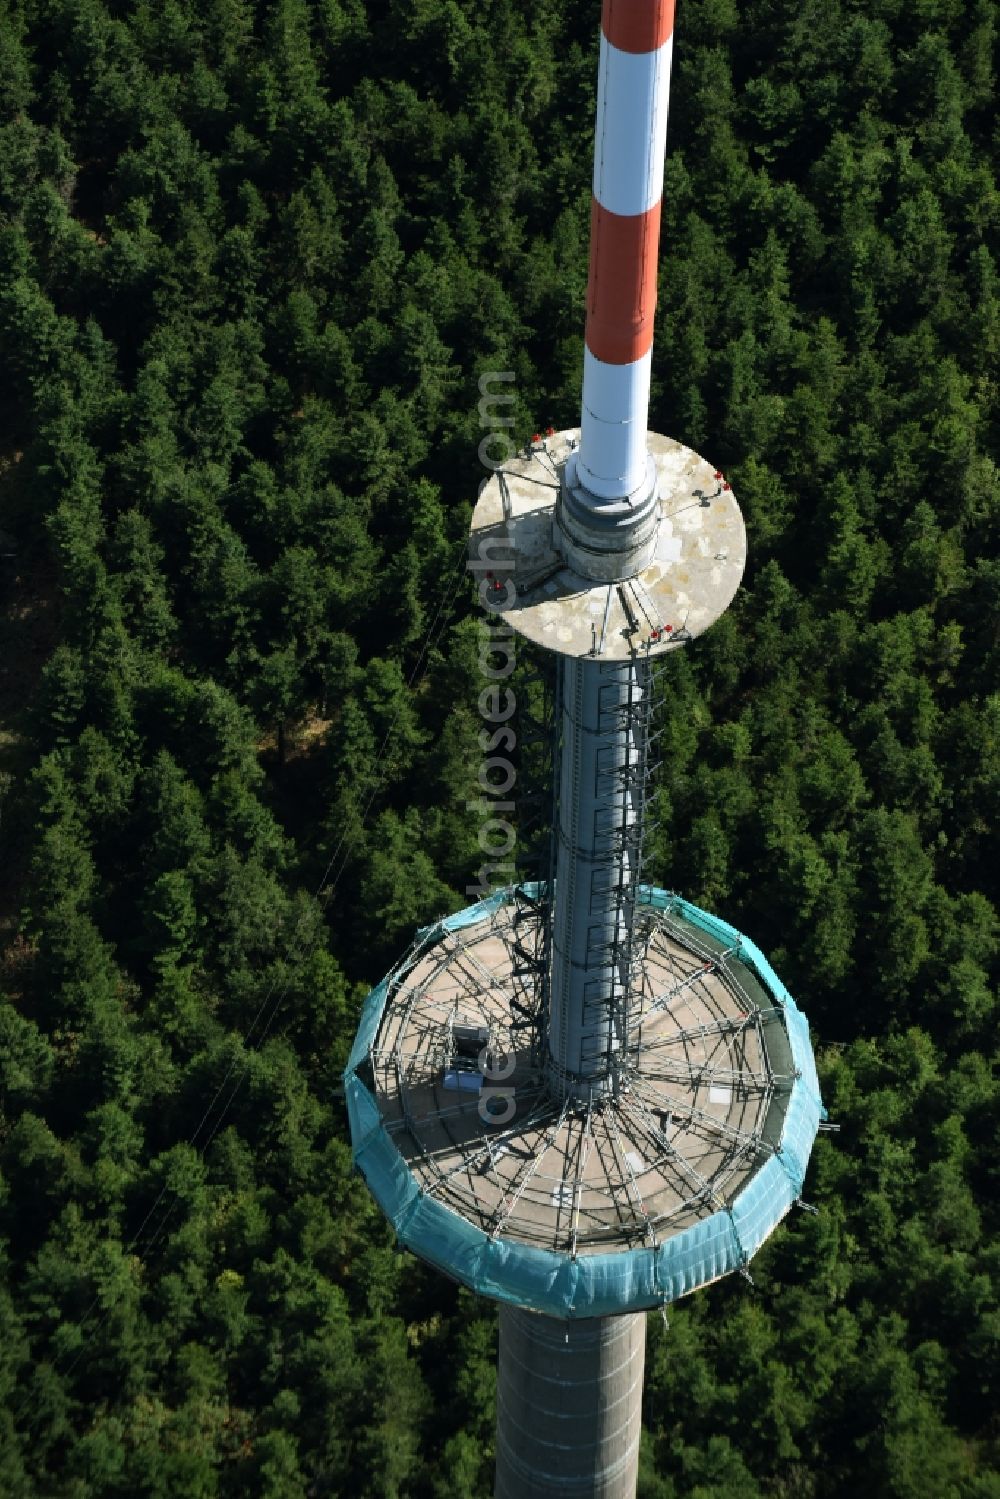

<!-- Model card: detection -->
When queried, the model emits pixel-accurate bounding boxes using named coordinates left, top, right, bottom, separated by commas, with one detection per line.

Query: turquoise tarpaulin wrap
left=342, top=886, right=824, bottom=1318
left=345, top=976, right=390, bottom=1078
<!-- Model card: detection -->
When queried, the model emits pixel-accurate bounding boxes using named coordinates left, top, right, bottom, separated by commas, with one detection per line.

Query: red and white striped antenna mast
left=580, top=0, right=674, bottom=501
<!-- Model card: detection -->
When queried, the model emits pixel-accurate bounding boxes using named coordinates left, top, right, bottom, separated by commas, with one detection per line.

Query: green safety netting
left=342, top=886, right=824, bottom=1318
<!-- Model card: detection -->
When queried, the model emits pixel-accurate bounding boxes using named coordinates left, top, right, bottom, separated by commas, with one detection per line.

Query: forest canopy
left=0, top=0, right=997, bottom=1495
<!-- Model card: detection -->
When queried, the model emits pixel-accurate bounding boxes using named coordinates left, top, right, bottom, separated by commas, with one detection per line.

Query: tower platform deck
left=343, top=887, right=823, bottom=1318
left=470, top=429, right=746, bottom=661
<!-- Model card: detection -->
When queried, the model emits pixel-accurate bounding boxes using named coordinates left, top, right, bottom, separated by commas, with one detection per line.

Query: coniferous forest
left=0, top=0, right=998, bottom=1493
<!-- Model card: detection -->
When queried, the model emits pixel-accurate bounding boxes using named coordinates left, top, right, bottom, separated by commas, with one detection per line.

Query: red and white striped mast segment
left=578, top=0, right=674, bottom=503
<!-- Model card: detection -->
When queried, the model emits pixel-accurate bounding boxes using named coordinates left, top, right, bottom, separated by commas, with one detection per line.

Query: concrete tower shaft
left=526, top=10, right=676, bottom=1488
left=522, top=12, right=676, bottom=1492
left=495, top=1308, right=647, bottom=1499
left=548, top=659, right=650, bottom=1098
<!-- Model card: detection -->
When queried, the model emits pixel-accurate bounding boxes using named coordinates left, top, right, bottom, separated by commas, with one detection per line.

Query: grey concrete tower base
left=495, top=1308, right=646, bottom=1499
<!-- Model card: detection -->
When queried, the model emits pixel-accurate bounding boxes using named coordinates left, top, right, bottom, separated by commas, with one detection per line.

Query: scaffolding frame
left=354, top=888, right=810, bottom=1261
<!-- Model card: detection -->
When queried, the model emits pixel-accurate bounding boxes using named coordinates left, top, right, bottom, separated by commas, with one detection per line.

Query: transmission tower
left=344, top=4, right=824, bottom=1495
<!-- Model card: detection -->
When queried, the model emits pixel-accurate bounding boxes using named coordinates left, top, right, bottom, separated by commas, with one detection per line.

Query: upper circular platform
left=469, top=429, right=747, bottom=661
left=343, top=888, right=823, bottom=1319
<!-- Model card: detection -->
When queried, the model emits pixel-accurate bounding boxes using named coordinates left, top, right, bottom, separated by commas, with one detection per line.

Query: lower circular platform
left=343, top=887, right=823, bottom=1318
left=469, top=430, right=747, bottom=661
